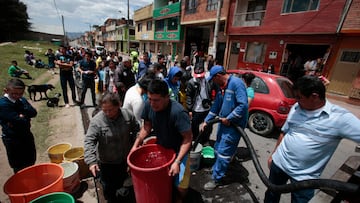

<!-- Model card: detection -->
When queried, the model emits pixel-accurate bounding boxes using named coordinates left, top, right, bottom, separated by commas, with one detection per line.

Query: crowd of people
left=2, top=44, right=360, bottom=203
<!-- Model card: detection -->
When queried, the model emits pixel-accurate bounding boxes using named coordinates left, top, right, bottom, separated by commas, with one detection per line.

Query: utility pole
left=127, top=0, right=130, bottom=54
left=61, top=15, right=66, bottom=45
left=212, top=0, right=222, bottom=59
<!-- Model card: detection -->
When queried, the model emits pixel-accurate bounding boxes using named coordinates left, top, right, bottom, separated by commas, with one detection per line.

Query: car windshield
left=276, top=78, right=296, bottom=98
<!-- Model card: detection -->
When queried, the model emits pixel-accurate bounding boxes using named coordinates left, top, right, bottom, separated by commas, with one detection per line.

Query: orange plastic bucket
left=3, top=163, right=64, bottom=203
left=47, top=143, right=72, bottom=164
left=127, top=144, right=175, bottom=203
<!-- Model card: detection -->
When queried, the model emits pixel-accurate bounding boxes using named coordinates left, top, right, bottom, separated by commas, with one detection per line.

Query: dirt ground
left=0, top=71, right=97, bottom=202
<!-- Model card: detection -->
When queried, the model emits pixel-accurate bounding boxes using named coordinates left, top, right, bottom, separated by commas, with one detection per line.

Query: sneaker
left=204, top=180, right=219, bottom=191
left=75, top=100, right=82, bottom=106
left=65, top=104, right=70, bottom=108
left=115, top=187, right=129, bottom=197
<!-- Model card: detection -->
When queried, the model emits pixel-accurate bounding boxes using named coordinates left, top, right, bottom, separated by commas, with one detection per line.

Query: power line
left=53, top=0, right=61, bottom=19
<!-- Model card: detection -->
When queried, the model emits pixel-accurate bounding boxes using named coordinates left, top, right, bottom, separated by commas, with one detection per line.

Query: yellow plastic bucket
left=47, top=143, right=72, bottom=164
left=63, top=147, right=91, bottom=180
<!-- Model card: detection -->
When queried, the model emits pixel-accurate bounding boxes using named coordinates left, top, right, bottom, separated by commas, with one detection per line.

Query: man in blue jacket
left=0, top=79, right=37, bottom=173
left=136, top=52, right=152, bottom=80
left=78, top=51, right=97, bottom=108
left=200, top=65, right=248, bottom=190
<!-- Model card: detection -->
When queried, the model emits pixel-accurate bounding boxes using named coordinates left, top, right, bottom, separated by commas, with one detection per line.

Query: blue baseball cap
left=207, top=65, right=225, bottom=81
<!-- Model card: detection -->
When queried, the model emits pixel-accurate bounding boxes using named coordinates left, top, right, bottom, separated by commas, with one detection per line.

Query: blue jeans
left=264, top=162, right=314, bottom=203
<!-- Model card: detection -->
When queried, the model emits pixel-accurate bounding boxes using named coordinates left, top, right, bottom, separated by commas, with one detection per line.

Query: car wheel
left=248, top=112, right=274, bottom=136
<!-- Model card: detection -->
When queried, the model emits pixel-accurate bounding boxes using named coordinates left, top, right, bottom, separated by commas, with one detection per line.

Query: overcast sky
left=21, top=0, right=153, bottom=35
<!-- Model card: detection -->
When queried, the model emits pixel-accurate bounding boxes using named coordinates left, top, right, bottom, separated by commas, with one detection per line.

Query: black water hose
left=201, top=118, right=360, bottom=194
left=192, top=118, right=222, bottom=151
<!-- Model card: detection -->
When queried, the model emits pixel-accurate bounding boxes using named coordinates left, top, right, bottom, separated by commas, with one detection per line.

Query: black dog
left=47, top=93, right=61, bottom=107
left=27, top=84, right=55, bottom=101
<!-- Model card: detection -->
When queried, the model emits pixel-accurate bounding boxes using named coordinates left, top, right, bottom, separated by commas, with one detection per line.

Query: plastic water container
left=63, top=147, right=91, bottom=179
left=60, top=162, right=80, bottom=194
left=143, top=136, right=157, bottom=145
left=47, top=143, right=72, bottom=164
left=29, top=192, right=75, bottom=203
left=3, top=163, right=64, bottom=203
left=127, top=144, right=176, bottom=203
left=190, top=143, right=203, bottom=172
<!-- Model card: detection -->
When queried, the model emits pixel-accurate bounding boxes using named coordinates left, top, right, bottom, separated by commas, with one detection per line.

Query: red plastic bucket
left=3, top=163, right=64, bottom=203
left=127, top=144, right=176, bottom=203
left=143, top=136, right=157, bottom=145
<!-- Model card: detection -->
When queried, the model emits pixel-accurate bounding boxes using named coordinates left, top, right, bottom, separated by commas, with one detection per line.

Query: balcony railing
left=233, top=10, right=265, bottom=27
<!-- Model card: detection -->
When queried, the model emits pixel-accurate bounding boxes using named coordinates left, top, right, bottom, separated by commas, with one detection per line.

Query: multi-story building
left=103, top=18, right=119, bottom=52
left=134, top=4, right=155, bottom=57
left=226, top=0, right=345, bottom=74
left=181, top=0, right=230, bottom=65
left=101, top=18, right=136, bottom=54
left=93, top=25, right=105, bottom=47
left=116, top=19, right=137, bottom=54
left=225, top=0, right=359, bottom=100
left=153, top=0, right=184, bottom=61
left=327, top=0, right=360, bottom=99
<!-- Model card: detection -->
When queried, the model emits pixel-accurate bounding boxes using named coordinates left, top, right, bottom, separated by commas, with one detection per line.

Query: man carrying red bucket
left=130, top=79, right=193, bottom=203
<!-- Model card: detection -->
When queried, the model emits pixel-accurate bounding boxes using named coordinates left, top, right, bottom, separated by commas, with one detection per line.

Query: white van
left=95, top=45, right=105, bottom=56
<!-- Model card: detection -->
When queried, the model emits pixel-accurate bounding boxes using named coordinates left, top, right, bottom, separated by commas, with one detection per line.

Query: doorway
left=328, top=49, right=360, bottom=96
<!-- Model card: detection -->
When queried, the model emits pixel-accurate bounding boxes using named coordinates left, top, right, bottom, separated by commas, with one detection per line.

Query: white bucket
left=60, top=162, right=80, bottom=194
left=190, top=143, right=203, bottom=172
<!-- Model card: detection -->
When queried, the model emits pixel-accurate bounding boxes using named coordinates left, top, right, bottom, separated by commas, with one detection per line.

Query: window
left=147, top=21, right=152, bottom=31
left=282, top=0, right=319, bottom=13
left=245, top=42, right=267, bottom=64
left=137, top=23, right=142, bottom=32
left=277, top=78, right=296, bottom=98
left=129, top=29, right=135, bottom=35
left=155, top=20, right=165, bottom=32
left=251, top=77, right=269, bottom=94
left=340, top=51, right=360, bottom=63
left=219, top=22, right=225, bottom=32
left=234, top=73, right=269, bottom=94
left=168, top=17, right=178, bottom=31
left=207, top=0, right=222, bottom=11
left=186, top=0, right=197, bottom=13
left=230, top=42, right=240, bottom=54
left=246, top=0, right=266, bottom=21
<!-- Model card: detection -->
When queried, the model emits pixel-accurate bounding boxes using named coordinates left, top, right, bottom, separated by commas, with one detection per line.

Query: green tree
left=0, top=0, right=31, bottom=41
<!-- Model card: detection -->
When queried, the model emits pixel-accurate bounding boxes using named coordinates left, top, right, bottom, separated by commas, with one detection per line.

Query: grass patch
left=0, top=40, right=60, bottom=153
left=0, top=40, right=58, bottom=86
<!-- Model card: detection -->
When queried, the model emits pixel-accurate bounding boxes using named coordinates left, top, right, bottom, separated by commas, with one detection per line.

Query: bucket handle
left=63, top=155, right=84, bottom=162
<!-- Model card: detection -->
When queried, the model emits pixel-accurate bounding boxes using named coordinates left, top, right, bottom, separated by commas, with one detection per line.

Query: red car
left=227, top=70, right=296, bottom=136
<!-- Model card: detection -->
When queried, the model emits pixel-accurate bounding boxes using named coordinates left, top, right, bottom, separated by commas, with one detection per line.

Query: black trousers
left=80, top=77, right=96, bottom=105
left=60, top=71, right=77, bottom=104
left=192, top=111, right=212, bottom=144
left=99, top=162, right=128, bottom=203
left=2, top=134, right=36, bottom=173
